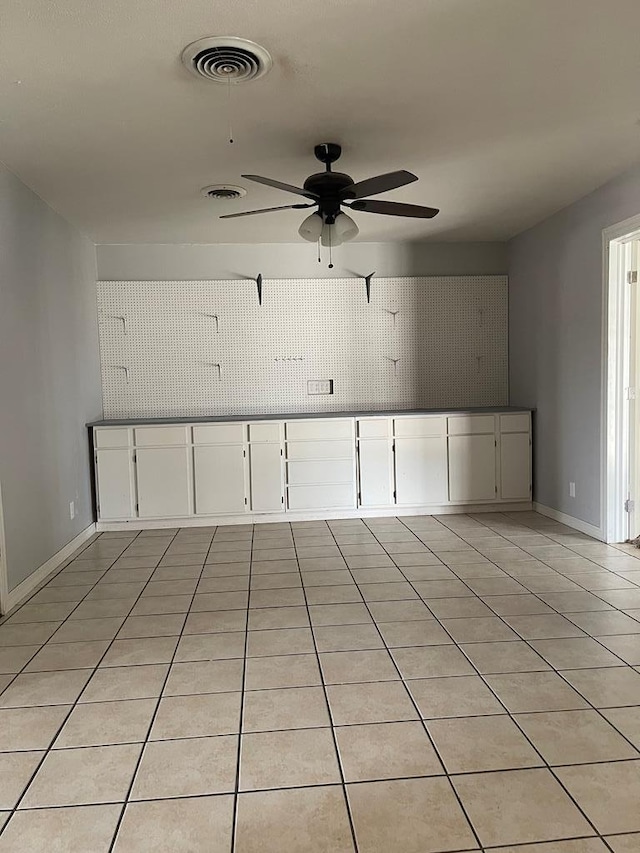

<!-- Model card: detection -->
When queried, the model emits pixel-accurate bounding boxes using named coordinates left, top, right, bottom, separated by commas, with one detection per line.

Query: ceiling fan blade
left=342, top=170, right=418, bottom=200
left=349, top=199, right=439, bottom=219
left=220, top=203, right=315, bottom=220
left=242, top=175, right=318, bottom=199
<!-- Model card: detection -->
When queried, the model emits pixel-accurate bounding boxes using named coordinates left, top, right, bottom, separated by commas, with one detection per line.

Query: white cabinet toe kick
left=91, top=411, right=532, bottom=529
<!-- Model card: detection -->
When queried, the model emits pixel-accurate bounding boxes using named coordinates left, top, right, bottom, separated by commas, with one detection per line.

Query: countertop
left=89, top=406, right=533, bottom=427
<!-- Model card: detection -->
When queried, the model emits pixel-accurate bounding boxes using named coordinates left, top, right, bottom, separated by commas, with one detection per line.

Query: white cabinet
left=250, top=443, right=284, bottom=512
left=249, top=423, right=284, bottom=513
left=92, top=410, right=532, bottom=525
left=394, top=418, right=448, bottom=506
left=95, top=449, right=136, bottom=520
left=194, top=445, right=246, bottom=515
left=136, top=447, right=191, bottom=518
left=357, top=419, right=394, bottom=509
left=449, top=434, right=496, bottom=501
left=358, top=437, right=394, bottom=507
left=500, top=432, right=531, bottom=500
left=286, top=419, right=356, bottom=510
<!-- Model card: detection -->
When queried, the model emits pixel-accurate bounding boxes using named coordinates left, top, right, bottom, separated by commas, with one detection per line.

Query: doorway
left=603, top=216, right=640, bottom=543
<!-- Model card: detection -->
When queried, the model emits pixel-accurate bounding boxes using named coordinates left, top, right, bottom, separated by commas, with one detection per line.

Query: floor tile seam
left=371, top=522, right=640, bottom=677
left=391, top=516, right=639, bottom=842
left=103, top=530, right=202, bottom=853
left=332, top=518, right=485, bottom=852
left=442, top=520, right=640, bottom=819
left=290, top=528, right=361, bottom=853
left=0, top=545, right=121, bottom=630
left=229, top=522, right=258, bottom=853
left=0, top=529, right=180, bottom=837
left=0, top=545, right=156, bottom=701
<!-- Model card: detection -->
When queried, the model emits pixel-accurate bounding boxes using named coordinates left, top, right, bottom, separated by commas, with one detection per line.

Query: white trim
left=96, top=501, right=533, bottom=532
left=602, top=213, right=640, bottom=543
left=1, top=524, right=96, bottom=616
left=0, top=482, right=8, bottom=615
left=533, top=502, right=603, bottom=541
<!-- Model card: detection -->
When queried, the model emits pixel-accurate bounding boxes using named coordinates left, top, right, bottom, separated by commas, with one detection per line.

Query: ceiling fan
left=220, top=143, right=439, bottom=247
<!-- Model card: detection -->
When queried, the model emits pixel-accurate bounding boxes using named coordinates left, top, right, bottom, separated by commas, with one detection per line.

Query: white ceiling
left=2, top=0, right=640, bottom=244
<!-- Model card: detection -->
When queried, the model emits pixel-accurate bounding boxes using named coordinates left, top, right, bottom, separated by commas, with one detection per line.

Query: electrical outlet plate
left=307, top=379, right=334, bottom=395
left=569, top=482, right=576, bottom=498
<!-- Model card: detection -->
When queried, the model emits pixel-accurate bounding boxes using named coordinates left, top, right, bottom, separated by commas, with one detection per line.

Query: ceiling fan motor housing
left=304, top=172, right=355, bottom=221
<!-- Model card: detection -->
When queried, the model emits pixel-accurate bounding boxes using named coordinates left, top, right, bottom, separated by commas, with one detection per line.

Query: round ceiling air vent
left=181, top=37, right=272, bottom=83
left=200, top=185, right=247, bottom=200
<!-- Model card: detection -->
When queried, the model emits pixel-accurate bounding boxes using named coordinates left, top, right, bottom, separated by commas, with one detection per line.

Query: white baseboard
left=533, top=502, right=604, bottom=541
left=96, top=502, right=533, bottom=532
left=1, top=523, right=97, bottom=615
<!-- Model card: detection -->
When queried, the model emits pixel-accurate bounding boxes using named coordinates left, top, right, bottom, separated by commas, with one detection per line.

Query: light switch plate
left=307, top=379, right=334, bottom=395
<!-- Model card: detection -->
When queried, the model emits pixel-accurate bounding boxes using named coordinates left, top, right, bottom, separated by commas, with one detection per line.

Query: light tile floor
left=0, top=511, right=639, bottom=851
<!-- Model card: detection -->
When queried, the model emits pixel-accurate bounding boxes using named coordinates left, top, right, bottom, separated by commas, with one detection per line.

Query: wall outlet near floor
left=69, top=500, right=76, bottom=519
left=569, top=482, right=576, bottom=498
left=307, top=379, right=334, bottom=395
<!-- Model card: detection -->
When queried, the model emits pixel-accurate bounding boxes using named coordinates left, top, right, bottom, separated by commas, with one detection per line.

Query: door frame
left=602, top=213, right=640, bottom=543
left=0, top=480, right=9, bottom=615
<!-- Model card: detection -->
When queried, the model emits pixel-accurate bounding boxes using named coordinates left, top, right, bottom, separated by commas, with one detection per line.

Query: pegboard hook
left=364, top=271, right=375, bottom=304
left=256, top=273, right=263, bottom=306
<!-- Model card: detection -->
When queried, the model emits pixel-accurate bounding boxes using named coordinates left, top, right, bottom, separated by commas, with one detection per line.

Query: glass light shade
left=298, top=212, right=323, bottom=241
left=333, top=212, right=359, bottom=243
left=320, top=222, right=341, bottom=247
left=321, top=213, right=359, bottom=247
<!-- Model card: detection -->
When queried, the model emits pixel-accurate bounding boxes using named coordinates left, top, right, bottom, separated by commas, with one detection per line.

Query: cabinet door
left=448, top=434, right=496, bottom=501
left=194, top=445, right=246, bottom=515
left=358, top=439, right=394, bottom=507
left=500, top=433, right=531, bottom=500
left=136, top=447, right=191, bottom=518
left=395, top=436, right=448, bottom=505
left=250, top=443, right=284, bottom=513
left=96, top=449, right=135, bottom=520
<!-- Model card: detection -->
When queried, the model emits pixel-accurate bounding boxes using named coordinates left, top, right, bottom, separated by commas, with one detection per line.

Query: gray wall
left=509, top=162, right=640, bottom=530
left=0, top=165, right=102, bottom=593
left=96, top=241, right=508, bottom=281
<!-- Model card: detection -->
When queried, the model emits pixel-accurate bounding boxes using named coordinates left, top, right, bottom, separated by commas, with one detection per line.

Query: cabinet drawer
left=447, top=415, right=495, bottom=435
left=287, top=459, right=353, bottom=486
left=500, top=414, right=530, bottom=433
left=286, top=440, right=354, bottom=461
left=394, top=417, right=446, bottom=437
left=249, top=422, right=281, bottom=443
left=94, top=428, right=130, bottom=449
left=193, top=423, right=245, bottom=445
left=288, top=483, right=355, bottom=510
left=135, top=426, right=188, bottom=447
left=286, top=419, right=353, bottom=441
left=358, top=418, right=391, bottom=439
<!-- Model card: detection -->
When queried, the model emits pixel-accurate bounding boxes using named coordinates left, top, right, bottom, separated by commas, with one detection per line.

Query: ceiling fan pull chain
left=227, top=76, right=234, bottom=144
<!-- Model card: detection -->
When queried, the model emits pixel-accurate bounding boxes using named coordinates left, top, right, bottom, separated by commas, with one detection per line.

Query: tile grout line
left=0, top=529, right=179, bottom=835
left=387, top=513, right=625, bottom=851
left=229, top=522, right=255, bottom=853
left=324, top=517, right=488, bottom=852
left=0, top=514, right=639, bottom=849
left=291, top=522, right=362, bottom=853
left=106, top=527, right=218, bottom=851
left=390, top=513, right=640, bottom=758
left=95, top=528, right=204, bottom=851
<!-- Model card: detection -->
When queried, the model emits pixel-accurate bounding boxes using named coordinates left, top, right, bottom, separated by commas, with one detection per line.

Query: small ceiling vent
left=201, top=185, right=247, bottom=200
left=182, top=37, right=272, bottom=84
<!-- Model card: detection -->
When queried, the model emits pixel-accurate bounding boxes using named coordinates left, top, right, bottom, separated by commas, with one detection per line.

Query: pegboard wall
left=97, top=276, right=508, bottom=418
